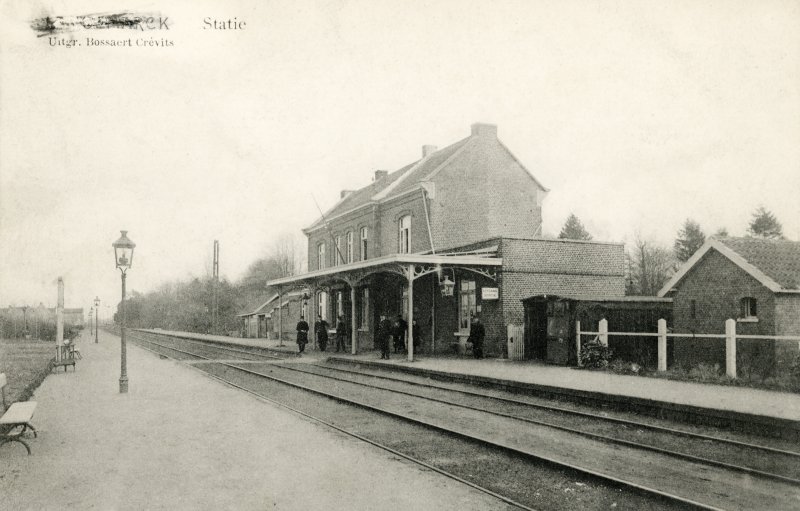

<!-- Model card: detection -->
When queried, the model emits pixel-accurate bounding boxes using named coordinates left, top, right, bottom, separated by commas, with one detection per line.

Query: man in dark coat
left=411, top=319, right=422, bottom=354
left=295, top=316, right=309, bottom=356
left=468, top=315, right=485, bottom=359
left=393, top=314, right=407, bottom=353
left=377, top=314, right=393, bottom=359
left=335, top=315, right=348, bottom=352
left=315, top=314, right=329, bottom=352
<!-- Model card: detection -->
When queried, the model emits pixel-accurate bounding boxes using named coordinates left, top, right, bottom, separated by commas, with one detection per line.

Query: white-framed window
left=398, top=215, right=411, bottom=254
left=317, top=243, right=326, bottom=270
left=317, top=291, right=328, bottom=321
left=360, top=227, right=368, bottom=260
left=346, top=231, right=354, bottom=264
left=336, top=291, right=344, bottom=318
left=360, top=288, right=369, bottom=328
left=740, top=297, right=757, bottom=319
left=334, top=235, right=342, bottom=266
left=459, top=280, right=477, bottom=331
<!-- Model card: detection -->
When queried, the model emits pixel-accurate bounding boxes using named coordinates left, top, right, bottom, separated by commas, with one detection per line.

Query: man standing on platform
left=468, top=314, right=485, bottom=359
left=393, top=314, right=407, bottom=354
left=295, top=316, right=309, bottom=356
left=335, top=315, right=347, bottom=352
left=315, top=314, right=329, bottom=352
left=378, top=313, right=392, bottom=360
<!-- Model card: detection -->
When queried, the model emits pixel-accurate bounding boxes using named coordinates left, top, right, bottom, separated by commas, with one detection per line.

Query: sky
left=1, top=0, right=799, bottom=314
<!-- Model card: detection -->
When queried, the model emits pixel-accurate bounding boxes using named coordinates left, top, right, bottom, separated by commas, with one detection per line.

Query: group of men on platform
left=295, top=312, right=485, bottom=359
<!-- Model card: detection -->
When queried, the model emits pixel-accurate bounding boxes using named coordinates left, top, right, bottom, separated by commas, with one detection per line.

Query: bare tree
left=627, top=234, right=676, bottom=296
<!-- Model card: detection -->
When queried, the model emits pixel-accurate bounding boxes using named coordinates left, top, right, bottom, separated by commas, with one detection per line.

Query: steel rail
left=321, top=360, right=800, bottom=458
left=141, top=331, right=800, bottom=460
left=262, top=360, right=800, bottom=486
left=129, top=333, right=539, bottom=511
left=131, top=333, right=731, bottom=511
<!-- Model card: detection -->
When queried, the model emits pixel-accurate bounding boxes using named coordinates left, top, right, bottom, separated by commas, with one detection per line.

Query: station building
left=267, top=123, right=626, bottom=359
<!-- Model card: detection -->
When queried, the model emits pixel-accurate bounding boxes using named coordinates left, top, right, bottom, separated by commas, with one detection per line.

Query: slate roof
left=304, top=125, right=547, bottom=232
left=658, top=236, right=800, bottom=296
left=718, top=237, right=800, bottom=290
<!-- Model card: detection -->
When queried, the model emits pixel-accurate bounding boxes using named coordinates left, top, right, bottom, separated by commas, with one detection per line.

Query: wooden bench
left=0, top=373, right=38, bottom=455
left=51, top=344, right=77, bottom=372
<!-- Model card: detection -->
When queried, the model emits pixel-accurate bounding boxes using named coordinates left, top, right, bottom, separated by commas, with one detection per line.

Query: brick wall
left=775, top=295, right=800, bottom=369
left=429, top=136, right=543, bottom=251
left=671, top=249, right=778, bottom=369
left=306, top=207, right=375, bottom=269
left=378, top=192, right=431, bottom=256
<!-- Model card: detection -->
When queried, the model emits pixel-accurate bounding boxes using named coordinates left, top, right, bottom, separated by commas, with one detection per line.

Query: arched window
left=334, top=235, right=342, bottom=266
left=360, top=227, right=369, bottom=260
left=398, top=215, right=411, bottom=254
left=317, top=243, right=326, bottom=270
left=346, top=231, right=354, bottom=263
left=740, top=297, right=757, bottom=319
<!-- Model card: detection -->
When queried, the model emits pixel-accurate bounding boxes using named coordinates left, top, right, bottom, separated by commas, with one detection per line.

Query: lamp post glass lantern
left=112, top=231, right=135, bottom=394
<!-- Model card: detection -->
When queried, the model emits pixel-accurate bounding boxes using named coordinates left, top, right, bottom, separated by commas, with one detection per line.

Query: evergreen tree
left=747, top=206, right=784, bottom=239
left=558, top=213, right=592, bottom=240
left=673, top=219, right=706, bottom=262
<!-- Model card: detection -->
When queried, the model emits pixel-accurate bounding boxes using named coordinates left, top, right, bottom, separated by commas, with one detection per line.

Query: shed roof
left=658, top=237, right=800, bottom=296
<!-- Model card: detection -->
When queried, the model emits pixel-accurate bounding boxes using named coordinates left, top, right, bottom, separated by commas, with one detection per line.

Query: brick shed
left=658, top=237, right=800, bottom=374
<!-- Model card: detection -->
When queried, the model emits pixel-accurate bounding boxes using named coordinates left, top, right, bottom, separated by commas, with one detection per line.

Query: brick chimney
left=374, top=170, right=389, bottom=181
left=422, top=145, right=438, bottom=157
left=471, top=123, right=497, bottom=137
left=340, top=190, right=353, bottom=199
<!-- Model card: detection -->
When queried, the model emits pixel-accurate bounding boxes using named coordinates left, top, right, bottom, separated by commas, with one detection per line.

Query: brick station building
left=267, top=123, right=626, bottom=360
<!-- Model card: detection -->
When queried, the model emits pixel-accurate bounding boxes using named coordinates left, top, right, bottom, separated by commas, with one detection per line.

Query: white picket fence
left=577, top=318, right=800, bottom=378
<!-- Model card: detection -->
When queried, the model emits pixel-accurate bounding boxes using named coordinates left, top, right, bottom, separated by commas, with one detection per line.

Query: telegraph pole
left=212, top=240, right=219, bottom=335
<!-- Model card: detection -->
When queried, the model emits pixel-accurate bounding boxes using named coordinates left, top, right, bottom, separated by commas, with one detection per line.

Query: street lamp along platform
left=94, top=296, right=100, bottom=344
left=112, top=230, right=135, bottom=394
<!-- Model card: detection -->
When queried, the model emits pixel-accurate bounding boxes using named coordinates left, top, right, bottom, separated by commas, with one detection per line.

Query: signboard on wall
left=481, top=287, right=499, bottom=300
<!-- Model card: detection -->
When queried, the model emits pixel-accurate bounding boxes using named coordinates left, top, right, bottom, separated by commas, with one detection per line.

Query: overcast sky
left=1, top=0, right=798, bottom=313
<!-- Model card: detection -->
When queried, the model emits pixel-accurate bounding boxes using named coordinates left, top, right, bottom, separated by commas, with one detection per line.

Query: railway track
left=130, top=331, right=800, bottom=510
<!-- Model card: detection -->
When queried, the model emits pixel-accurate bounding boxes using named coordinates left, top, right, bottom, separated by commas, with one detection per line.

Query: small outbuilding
left=521, top=295, right=673, bottom=367
left=658, top=237, right=800, bottom=373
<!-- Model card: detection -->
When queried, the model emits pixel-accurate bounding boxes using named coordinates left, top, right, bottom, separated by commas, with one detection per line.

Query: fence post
left=657, top=319, right=667, bottom=372
left=599, top=319, right=608, bottom=346
left=725, top=318, right=737, bottom=378
left=575, top=321, right=582, bottom=366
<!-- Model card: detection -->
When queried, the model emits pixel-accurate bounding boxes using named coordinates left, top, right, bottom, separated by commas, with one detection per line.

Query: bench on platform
left=51, top=344, right=77, bottom=372
left=0, top=373, right=38, bottom=455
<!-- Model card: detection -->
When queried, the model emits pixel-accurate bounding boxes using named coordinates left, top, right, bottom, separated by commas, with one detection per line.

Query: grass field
left=0, top=337, right=56, bottom=404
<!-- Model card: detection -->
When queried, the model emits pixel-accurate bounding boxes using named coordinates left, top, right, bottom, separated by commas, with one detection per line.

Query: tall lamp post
left=94, top=296, right=100, bottom=343
left=112, top=231, right=136, bottom=394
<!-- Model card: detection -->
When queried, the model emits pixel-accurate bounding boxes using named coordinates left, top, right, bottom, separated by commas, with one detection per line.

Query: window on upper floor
left=317, top=243, right=326, bottom=270
left=360, top=226, right=369, bottom=260
left=334, top=235, right=342, bottom=266
left=398, top=215, right=411, bottom=254
left=740, top=297, right=757, bottom=320
left=346, top=231, right=354, bottom=264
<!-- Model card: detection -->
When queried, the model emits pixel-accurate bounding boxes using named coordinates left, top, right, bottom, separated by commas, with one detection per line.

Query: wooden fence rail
left=577, top=318, right=800, bottom=378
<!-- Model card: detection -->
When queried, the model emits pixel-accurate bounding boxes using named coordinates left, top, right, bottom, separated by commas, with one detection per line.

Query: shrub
left=608, top=358, right=643, bottom=375
left=687, top=363, right=721, bottom=381
left=579, top=338, right=613, bottom=369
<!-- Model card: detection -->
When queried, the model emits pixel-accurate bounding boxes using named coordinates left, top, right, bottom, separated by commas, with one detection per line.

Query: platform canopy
left=266, top=252, right=502, bottom=362
left=267, top=252, right=502, bottom=289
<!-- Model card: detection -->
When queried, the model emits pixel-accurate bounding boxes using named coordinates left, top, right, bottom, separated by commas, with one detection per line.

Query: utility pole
left=212, top=240, right=219, bottom=335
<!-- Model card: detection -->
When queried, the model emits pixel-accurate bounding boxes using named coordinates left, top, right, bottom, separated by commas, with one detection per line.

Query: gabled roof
left=658, top=237, right=800, bottom=296
left=303, top=124, right=548, bottom=233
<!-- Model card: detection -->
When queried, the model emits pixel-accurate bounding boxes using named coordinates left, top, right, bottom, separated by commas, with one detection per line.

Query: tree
left=714, top=227, right=729, bottom=238
left=627, top=234, right=676, bottom=296
left=747, top=206, right=784, bottom=239
left=673, top=219, right=706, bottom=262
left=558, top=213, right=592, bottom=240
